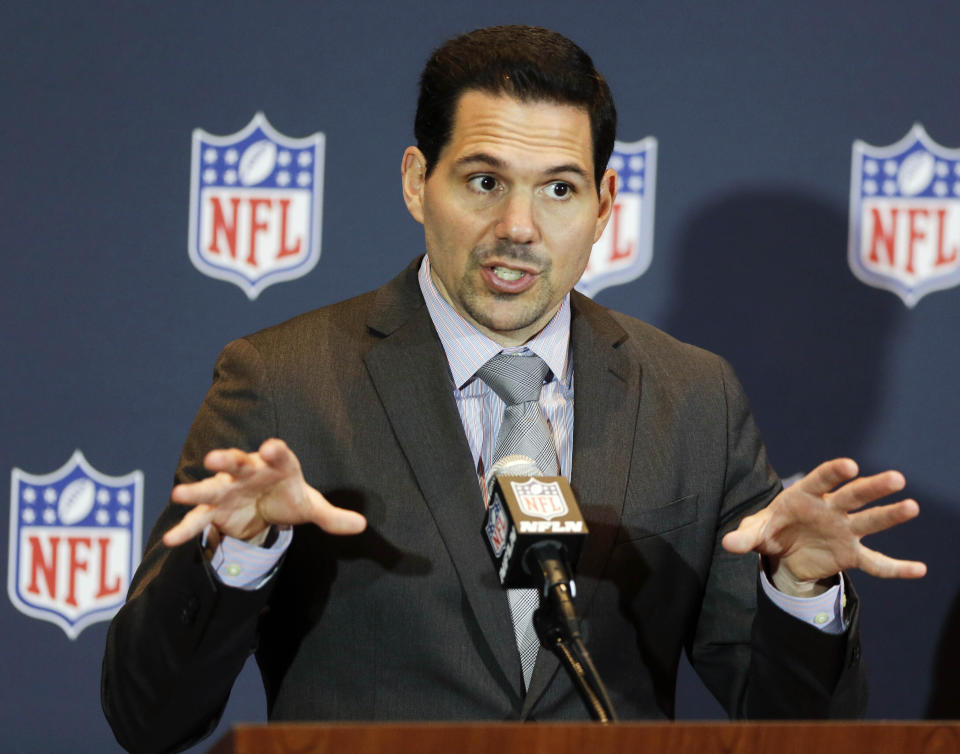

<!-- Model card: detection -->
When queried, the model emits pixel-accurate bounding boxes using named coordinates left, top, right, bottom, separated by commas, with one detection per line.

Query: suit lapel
left=362, top=261, right=524, bottom=701
left=522, top=292, right=641, bottom=716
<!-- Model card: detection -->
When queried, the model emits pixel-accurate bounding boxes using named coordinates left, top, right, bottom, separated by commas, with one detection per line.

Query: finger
left=721, top=509, right=770, bottom=554
left=829, top=470, right=906, bottom=513
left=171, top=473, right=235, bottom=506
left=162, top=504, right=216, bottom=547
left=204, top=448, right=264, bottom=478
left=258, top=438, right=301, bottom=477
left=795, top=458, right=859, bottom=497
left=856, top=544, right=927, bottom=579
left=305, top=489, right=367, bottom=536
left=850, top=498, right=919, bottom=537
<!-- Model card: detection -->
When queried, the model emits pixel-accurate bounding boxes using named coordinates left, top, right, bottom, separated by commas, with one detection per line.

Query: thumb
left=307, top=489, right=367, bottom=535
left=722, top=510, right=767, bottom=554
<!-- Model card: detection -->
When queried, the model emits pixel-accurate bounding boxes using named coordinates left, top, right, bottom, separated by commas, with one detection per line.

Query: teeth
left=493, top=266, right=524, bottom=281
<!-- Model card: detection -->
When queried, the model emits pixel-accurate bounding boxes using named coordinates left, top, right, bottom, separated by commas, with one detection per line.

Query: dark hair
left=414, top=25, right=617, bottom=190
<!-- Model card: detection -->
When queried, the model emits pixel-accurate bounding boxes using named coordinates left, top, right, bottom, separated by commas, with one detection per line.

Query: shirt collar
left=418, top=256, right=571, bottom=389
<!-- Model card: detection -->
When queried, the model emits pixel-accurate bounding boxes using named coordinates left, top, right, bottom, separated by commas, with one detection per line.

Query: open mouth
left=491, top=266, right=525, bottom=281
left=481, top=263, right=539, bottom=293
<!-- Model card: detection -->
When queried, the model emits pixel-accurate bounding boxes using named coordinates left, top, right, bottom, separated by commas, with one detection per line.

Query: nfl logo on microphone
left=577, top=137, right=658, bottom=298
left=485, top=498, right=509, bottom=557
left=189, top=112, right=325, bottom=299
left=8, top=451, right=143, bottom=639
left=849, top=124, right=960, bottom=307
left=511, top=479, right=568, bottom=521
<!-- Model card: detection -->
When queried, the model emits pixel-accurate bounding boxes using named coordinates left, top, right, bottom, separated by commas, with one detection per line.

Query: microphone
left=481, top=454, right=587, bottom=592
left=481, top=455, right=617, bottom=722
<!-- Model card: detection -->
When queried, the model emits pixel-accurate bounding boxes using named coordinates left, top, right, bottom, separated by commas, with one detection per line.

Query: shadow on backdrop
left=659, top=190, right=958, bottom=718
left=661, top=189, right=897, bottom=472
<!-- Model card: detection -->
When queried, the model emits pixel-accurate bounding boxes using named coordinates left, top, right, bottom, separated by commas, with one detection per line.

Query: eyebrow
left=454, top=152, right=590, bottom=181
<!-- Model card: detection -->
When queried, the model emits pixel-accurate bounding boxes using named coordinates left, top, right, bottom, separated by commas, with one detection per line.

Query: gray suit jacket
left=102, top=258, right=865, bottom=753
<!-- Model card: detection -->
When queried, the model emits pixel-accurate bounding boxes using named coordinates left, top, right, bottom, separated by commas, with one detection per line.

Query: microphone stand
left=527, top=543, right=618, bottom=723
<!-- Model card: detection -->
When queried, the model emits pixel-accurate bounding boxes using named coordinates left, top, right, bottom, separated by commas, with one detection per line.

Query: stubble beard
left=455, top=243, right=556, bottom=336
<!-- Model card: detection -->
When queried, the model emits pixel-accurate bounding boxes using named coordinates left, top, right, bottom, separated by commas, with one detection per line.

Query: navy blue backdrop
left=3, top=2, right=959, bottom=752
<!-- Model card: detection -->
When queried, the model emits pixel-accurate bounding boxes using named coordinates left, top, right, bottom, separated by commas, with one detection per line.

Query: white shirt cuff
left=206, top=526, right=293, bottom=590
left=759, top=562, right=847, bottom=635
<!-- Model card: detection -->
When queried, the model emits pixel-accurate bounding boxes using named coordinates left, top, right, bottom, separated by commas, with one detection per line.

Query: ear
left=401, top=146, right=428, bottom=224
left=592, top=167, right=619, bottom=243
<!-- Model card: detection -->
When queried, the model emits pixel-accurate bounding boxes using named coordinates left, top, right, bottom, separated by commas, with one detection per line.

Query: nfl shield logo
left=188, top=112, right=325, bottom=299
left=8, top=451, right=143, bottom=639
left=484, top=497, right=509, bottom=557
left=511, top=479, right=568, bottom=521
left=848, top=124, right=960, bottom=307
left=577, top=137, right=658, bottom=298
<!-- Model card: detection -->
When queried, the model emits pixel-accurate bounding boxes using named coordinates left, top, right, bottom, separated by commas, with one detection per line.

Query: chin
left=474, top=308, right=544, bottom=336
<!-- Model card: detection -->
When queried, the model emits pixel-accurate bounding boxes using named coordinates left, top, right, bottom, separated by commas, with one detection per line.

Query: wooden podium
left=209, top=721, right=960, bottom=753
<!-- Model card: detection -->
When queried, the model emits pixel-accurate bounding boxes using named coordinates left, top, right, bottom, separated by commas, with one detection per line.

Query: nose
left=494, top=192, right=538, bottom=244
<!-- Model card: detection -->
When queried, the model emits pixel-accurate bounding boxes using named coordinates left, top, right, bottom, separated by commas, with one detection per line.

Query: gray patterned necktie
left=476, top=352, right=559, bottom=690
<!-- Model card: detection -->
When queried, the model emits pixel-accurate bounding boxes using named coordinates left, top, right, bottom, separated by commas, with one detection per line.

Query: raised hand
left=162, top=438, right=366, bottom=547
left=722, top=458, right=927, bottom=596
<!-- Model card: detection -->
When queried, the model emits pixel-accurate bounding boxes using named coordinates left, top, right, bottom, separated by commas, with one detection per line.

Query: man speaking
left=102, top=25, right=925, bottom=753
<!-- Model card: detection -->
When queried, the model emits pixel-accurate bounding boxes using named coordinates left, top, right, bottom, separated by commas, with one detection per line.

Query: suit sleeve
left=687, top=356, right=866, bottom=719
left=101, top=338, right=280, bottom=754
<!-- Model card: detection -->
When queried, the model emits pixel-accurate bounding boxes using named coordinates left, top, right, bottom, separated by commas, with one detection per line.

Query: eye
left=546, top=181, right=574, bottom=199
left=468, top=175, right=499, bottom=193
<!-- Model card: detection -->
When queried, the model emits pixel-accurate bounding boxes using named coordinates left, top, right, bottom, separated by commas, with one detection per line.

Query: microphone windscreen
left=485, top=454, right=542, bottom=491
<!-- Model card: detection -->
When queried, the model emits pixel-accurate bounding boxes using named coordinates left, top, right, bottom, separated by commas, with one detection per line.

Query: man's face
left=402, top=90, right=617, bottom=346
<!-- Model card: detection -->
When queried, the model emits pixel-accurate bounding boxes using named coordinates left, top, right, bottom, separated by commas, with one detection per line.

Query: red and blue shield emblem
left=188, top=112, right=325, bottom=299
left=577, top=137, right=658, bottom=298
left=7, top=451, right=143, bottom=639
left=510, top=479, right=568, bottom=521
left=849, top=124, right=960, bottom=307
left=484, top=497, right=509, bottom=557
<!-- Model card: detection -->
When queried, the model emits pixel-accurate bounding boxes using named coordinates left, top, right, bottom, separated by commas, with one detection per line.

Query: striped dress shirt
left=417, top=256, right=574, bottom=499
left=211, top=256, right=844, bottom=636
